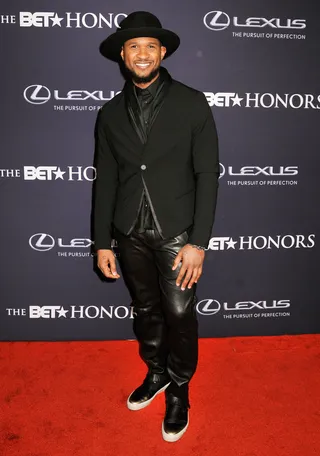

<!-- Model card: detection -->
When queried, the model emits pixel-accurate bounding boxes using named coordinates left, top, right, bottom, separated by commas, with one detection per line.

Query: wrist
left=97, top=248, right=114, bottom=256
left=187, top=243, right=206, bottom=251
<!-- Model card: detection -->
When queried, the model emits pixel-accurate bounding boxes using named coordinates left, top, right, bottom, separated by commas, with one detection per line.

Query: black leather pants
left=113, top=227, right=198, bottom=386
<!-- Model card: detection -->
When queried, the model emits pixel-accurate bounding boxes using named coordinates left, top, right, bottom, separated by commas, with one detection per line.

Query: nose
left=137, top=47, right=149, bottom=60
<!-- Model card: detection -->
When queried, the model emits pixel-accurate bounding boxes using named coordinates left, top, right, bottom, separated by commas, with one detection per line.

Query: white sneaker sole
left=162, top=416, right=189, bottom=442
left=127, top=382, right=171, bottom=411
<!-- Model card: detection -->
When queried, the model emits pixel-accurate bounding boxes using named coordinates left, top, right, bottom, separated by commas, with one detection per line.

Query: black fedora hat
left=99, top=11, right=180, bottom=62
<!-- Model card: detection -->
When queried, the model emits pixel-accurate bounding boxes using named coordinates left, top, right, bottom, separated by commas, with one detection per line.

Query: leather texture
left=163, top=391, right=189, bottom=434
left=123, top=65, right=172, bottom=144
left=114, top=226, right=198, bottom=387
left=128, top=371, right=171, bottom=405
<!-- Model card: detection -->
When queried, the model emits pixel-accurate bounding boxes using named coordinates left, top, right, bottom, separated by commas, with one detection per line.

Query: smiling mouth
left=135, top=62, right=152, bottom=69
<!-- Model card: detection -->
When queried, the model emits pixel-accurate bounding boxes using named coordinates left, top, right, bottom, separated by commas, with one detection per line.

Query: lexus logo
left=219, top=163, right=225, bottom=178
left=203, top=11, right=231, bottom=31
left=29, top=233, right=55, bottom=251
left=24, top=85, right=51, bottom=104
left=196, top=299, right=221, bottom=315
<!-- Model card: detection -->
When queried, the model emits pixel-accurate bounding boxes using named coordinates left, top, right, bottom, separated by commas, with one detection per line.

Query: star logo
left=50, top=14, right=63, bottom=27
left=231, top=94, right=243, bottom=107
left=225, top=238, right=237, bottom=249
left=57, top=307, right=68, bottom=318
left=53, top=167, right=65, bottom=180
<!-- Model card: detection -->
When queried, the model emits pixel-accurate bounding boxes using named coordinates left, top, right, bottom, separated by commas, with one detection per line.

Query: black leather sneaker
left=127, top=372, right=171, bottom=411
left=162, top=390, right=190, bottom=442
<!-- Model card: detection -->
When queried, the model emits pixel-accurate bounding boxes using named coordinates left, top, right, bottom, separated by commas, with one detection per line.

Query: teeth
left=136, top=63, right=150, bottom=67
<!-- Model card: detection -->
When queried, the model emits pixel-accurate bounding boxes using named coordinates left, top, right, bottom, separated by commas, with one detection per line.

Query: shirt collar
left=134, top=73, right=161, bottom=99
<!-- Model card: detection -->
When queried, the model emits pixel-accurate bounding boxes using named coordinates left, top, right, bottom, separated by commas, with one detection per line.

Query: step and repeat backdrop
left=1, top=1, right=319, bottom=340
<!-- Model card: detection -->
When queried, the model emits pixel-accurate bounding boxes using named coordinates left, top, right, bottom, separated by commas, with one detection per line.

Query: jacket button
left=141, top=164, right=147, bottom=170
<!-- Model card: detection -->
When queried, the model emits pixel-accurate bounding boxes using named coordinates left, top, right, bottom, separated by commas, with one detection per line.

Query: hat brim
left=99, top=27, right=180, bottom=61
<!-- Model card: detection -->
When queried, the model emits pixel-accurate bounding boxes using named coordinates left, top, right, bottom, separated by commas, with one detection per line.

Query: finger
left=176, top=264, right=187, bottom=286
left=109, top=256, right=120, bottom=277
left=172, top=251, right=183, bottom=270
left=195, top=267, right=203, bottom=283
left=181, top=268, right=193, bottom=290
left=187, top=268, right=199, bottom=289
left=99, top=261, right=120, bottom=279
left=99, top=264, right=113, bottom=278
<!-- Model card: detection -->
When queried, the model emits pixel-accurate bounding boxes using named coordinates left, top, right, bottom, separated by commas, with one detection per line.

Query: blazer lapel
left=123, top=67, right=173, bottom=146
left=123, top=80, right=147, bottom=145
left=119, top=67, right=178, bottom=164
left=141, top=89, right=179, bottom=162
left=147, top=73, right=171, bottom=134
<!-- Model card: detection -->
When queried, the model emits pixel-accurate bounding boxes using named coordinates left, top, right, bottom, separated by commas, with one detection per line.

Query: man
left=94, top=11, right=219, bottom=442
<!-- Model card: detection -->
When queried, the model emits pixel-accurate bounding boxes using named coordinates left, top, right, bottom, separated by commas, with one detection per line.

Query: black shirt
left=135, top=75, right=160, bottom=134
left=133, top=75, right=161, bottom=233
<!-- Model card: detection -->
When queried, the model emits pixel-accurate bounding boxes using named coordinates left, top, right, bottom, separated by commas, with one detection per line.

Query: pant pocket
left=174, top=230, right=189, bottom=245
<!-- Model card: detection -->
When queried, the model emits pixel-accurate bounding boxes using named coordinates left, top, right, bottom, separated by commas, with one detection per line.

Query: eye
left=148, top=45, right=155, bottom=48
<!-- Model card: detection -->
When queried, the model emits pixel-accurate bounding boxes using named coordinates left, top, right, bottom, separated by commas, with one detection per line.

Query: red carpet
left=1, top=335, right=320, bottom=456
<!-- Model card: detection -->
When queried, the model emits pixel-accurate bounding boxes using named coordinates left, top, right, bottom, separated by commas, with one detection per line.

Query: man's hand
left=172, top=244, right=205, bottom=290
left=97, top=249, right=121, bottom=279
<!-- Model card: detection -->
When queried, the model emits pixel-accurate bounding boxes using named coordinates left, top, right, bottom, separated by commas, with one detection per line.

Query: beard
left=124, top=63, right=161, bottom=84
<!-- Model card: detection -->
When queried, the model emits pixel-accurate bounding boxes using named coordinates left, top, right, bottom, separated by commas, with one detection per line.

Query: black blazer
left=94, top=72, right=219, bottom=250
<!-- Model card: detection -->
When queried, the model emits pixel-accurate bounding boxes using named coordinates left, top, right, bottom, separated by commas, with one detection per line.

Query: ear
left=160, top=46, right=167, bottom=60
left=120, top=46, right=124, bottom=61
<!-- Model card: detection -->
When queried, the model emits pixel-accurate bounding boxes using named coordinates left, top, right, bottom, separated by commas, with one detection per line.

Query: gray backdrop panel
left=1, top=0, right=319, bottom=340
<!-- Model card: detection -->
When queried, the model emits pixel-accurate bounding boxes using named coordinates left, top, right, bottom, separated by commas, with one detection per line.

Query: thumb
left=172, top=251, right=182, bottom=270
left=109, top=256, right=118, bottom=276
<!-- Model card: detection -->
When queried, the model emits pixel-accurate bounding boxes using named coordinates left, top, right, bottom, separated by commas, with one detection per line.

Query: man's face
left=121, top=37, right=166, bottom=84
